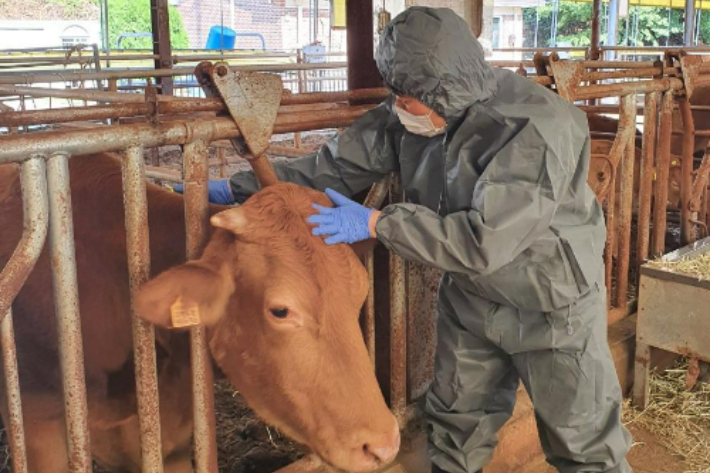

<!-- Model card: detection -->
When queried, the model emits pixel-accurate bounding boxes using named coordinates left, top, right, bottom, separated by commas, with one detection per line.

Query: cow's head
left=136, top=183, right=399, bottom=472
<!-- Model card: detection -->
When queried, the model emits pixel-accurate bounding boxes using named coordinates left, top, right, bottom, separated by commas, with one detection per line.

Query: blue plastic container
left=205, top=26, right=236, bottom=50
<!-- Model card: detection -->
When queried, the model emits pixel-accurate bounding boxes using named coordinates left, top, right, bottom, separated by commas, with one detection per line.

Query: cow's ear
left=135, top=261, right=234, bottom=329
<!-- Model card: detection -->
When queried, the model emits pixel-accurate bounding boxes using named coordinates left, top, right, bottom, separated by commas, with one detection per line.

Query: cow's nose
left=357, top=422, right=401, bottom=470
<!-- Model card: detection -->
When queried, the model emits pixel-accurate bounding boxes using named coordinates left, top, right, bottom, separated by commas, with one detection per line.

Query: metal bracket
left=194, top=61, right=281, bottom=187
left=195, top=61, right=283, bottom=158
left=548, top=54, right=584, bottom=102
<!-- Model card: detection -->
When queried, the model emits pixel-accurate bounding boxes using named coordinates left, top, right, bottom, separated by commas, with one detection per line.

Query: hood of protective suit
left=376, top=7, right=497, bottom=120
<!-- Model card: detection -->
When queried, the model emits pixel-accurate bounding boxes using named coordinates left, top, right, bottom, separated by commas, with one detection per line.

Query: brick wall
left=176, top=0, right=342, bottom=51
left=177, top=0, right=287, bottom=50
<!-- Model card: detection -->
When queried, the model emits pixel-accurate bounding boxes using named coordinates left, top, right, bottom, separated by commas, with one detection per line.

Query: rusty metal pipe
left=573, top=78, right=682, bottom=101
left=388, top=175, right=407, bottom=422
left=605, top=172, right=617, bottom=310
left=0, top=109, right=374, bottom=164
left=47, top=152, right=92, bottom=473
left=182, top=140, right=219, bottom=473
left=614, top=95, right=637, bottom=310
left=637, top=92, right=659, bottom=264
left=603, top=93, right=637, bottom=309
left=580, top=105, right=645, bottom=115
left=582, top=67, right=666, bottom=81
left=0, top=98, right=380, bottom=129
left=122, top=146, right=164, bottom=473
left=1, top=308, right=28, bottom=473
left=0, top=157, right=49, bottom=318
left=653, top=92, right=674, bottom=257
left=582, top=60, right=660, bottom=69
left=0, top=157, right=49, bottom=473
left=361, top=177, right=391, bottom=364
left=0, top=85, right=192, bottom=104
left=145, top=166, right=181, bottom=182
left=246, top=154, right=279, bottom=187
left=679, top=98, right=696, bottom=245
left=0, top=62, right=349, bottom=85
left=690, top=151, right=710, bottom=212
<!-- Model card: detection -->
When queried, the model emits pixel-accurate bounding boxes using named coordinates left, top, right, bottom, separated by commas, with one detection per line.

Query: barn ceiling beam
left=150, top=0, right=174, bottom=95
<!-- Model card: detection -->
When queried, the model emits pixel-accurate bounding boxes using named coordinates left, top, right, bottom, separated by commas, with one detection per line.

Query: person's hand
left=307, top=188, right=381, bottom=245
left=173, top=179, right=235, bottom=205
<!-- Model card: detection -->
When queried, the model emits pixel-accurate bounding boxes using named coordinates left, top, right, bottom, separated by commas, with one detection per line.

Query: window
left=492, top=17, right=501, bottom=49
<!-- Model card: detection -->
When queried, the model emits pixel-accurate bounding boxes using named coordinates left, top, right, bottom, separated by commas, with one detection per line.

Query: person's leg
left=512, top=285, right=633, bottom=473
left=426, top=276, right=518, bottom=473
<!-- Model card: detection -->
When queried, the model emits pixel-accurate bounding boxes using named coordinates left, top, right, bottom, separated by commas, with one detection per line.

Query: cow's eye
left=270, top=308, right=289, bottom=319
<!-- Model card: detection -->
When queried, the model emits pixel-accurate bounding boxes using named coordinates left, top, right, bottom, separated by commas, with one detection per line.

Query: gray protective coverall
left=230, top=7, right=633, bottom=473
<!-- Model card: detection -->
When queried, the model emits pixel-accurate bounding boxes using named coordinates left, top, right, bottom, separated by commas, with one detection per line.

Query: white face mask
left=394, top=105, right=446, bottom=137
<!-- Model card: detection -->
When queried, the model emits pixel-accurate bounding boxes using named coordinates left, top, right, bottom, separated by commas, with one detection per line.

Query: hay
left=649, top=252, right=710, bottom=281
left=624, top=360, right=710, bottom=473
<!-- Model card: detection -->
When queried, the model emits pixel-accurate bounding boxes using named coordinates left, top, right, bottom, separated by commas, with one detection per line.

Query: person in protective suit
left=175, top=7, right=633, bottom=473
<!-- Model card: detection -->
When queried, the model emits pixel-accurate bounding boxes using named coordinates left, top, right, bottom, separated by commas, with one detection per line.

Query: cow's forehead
left=243, top=183, right=364, bottom=282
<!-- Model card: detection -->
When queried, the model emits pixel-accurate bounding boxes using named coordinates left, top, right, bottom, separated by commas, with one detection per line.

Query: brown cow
left=0, top=153, right=399, bottom=473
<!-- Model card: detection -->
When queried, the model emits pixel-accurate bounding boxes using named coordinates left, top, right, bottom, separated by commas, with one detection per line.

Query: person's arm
left=374, top=123, right=573, bottom=275
left=230, top=99, right=403, bottom=203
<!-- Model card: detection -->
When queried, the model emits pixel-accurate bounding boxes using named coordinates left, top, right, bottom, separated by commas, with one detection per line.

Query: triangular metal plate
left=209, top=62, right=283, bottom=157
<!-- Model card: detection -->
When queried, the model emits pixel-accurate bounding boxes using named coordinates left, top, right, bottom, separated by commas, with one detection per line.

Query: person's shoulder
left=488, top=69, right=586, bottom=126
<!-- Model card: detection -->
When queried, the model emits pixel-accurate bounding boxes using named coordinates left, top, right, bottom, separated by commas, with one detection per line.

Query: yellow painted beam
left=568, top=0, right=710, bottom=10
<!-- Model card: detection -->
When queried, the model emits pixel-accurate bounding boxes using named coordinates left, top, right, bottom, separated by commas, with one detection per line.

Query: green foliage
left=106, top=0, right=188, bottom=49
left=523, top=3, right=593, bottom=47
left=523, top=1, right=687, bottom=48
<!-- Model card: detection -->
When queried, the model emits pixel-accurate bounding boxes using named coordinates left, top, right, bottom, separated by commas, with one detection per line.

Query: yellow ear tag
left=170, top=296, right=201, bottom=328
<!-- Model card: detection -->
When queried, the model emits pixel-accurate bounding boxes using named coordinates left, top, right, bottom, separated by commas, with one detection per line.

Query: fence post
left=614, top=94, right=638, bottom=312
left=637, top=91, right=659, bottom=265
left=183, top=139, right=219, bottom=473
left=47, top=151, right=93, bottom=473
left=652, top=91, right=674, bottom=257
left=388, top=174, right=407, bottom=423
left=678, top=97, right=696, bottom=245
left=0, top=156, right=49, bottom=473
left=122, top=146, right=165, bottom=473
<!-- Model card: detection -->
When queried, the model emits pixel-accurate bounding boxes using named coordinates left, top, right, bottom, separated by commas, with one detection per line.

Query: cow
left=0, top=152, right=400, bottom=473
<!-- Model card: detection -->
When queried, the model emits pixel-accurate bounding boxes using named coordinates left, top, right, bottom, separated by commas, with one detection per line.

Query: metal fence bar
left=0, top=93, right=385, bottom=130
left=0, top=63, right=348, bottom=85
left=1, top=308, right=27, bottom=473
left=614, top=95, right=638, bottom=310
left=653, top=92, right=675, bottom=256
left=0, top=156, right=49, bottom=473
left=388, top=175, right=407, bottom=421
left=183, top=139, right=219, bottom=473
left=637, top=92, right=660, bottom=264
left=0, top=108, right=375, bottom=164
left=122, top=146, right=164, bottom=473
left=678, top=98, right=696, bottom=245
left=46, top=151, right=92, bottom=473
left=0, top=157, right=49, bottom=317
left=361, top=177, right=391, bottom=364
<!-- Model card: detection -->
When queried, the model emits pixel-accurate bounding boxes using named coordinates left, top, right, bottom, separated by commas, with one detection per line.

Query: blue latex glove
left=308, top=188, right=374, bottom=245
left=173, top=179, right=235, bottom=205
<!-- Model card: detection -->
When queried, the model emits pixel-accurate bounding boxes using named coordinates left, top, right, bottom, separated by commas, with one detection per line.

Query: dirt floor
left=520, top=423, right=687, bottom=473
